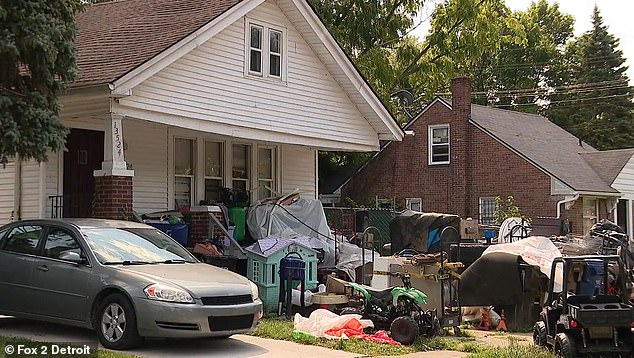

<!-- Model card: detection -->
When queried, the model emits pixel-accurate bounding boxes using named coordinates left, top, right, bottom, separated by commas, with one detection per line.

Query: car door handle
left=37, top=265, right=49, bottom=272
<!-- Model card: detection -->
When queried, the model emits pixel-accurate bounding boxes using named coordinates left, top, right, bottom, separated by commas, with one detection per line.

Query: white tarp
left=294, top=309, right=373, bottom=338
left=247, top=199, right=377, bottom=279
left=482, top=236, right=561, bottom=278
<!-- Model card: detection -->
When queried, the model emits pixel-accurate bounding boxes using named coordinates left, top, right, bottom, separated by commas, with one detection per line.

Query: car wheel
left=533, top=321, right=547, bottom=347
left=390, top=316, right=420, bottom=345
left=554, top=333, right=576, bottom=358
left=96, top=293, right=141, bottom=350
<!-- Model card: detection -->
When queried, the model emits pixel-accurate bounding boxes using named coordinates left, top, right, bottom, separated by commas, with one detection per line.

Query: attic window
left=246, top=19, right=286, bottom=80
left=429, top=124, right=450, bottom=165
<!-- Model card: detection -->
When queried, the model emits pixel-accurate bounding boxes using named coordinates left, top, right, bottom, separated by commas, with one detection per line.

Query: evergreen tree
left=547, top=6, right=634, bottom=150
left=0, top=0, right=83, bottom=164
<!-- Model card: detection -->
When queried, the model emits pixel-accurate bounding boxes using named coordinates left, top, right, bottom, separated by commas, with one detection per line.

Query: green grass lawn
left=250, top=318, right=555, bottom=357
left=0, top=336, right=137, bottom=358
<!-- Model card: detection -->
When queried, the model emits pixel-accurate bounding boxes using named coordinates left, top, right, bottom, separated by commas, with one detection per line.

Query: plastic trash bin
left=228, top=207, right=247, bottom=242
left=147, top=222, right=189, bottom=246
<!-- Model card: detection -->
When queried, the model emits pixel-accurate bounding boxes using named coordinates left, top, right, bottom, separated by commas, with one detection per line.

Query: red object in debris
left=477, top=308, right=491, bottom=331
left=497, top=309, right=508, bottom=332
left=325, top=319, right=401, bottom=345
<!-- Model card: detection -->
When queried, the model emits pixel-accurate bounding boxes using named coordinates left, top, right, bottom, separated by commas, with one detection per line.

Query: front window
left=174, top=138, right=195, bottom=208
left=583, top=198, right=598, bottom=234
left=479, top=197, right=497, bottom=225
left=249, top=25, right=263, bottom=75
left=429, top=125, right=450, bottom=164
left=233, top=144, right=250, bottom=198
left=269, top=30, right=282, bottom=77
left=246, top=20, right=285, bottom=79
left=258, top=147, right=275, bottom=200
left=204, top=141, right=223, bottom=202
left=406, top=198, right=422, bottom=212
left=83, top=228, right=197, bottom=264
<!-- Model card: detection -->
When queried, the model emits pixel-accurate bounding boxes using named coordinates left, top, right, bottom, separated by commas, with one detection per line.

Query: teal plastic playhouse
left=246, top=237, right=319, bottom=312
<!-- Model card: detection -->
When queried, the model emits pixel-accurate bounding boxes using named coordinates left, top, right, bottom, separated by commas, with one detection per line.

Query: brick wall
left=342, top=78, right=558, bottom=222
left=93, top=175, right=133, bottom=220
left=189, top=208, right=227, bottom=247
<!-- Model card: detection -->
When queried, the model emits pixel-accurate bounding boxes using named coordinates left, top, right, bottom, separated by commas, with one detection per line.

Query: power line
left=491, top=93, right=633, bottom=108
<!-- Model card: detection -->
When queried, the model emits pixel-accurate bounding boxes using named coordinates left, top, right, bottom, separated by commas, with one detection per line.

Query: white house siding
left=124, top=119, right=169, bottom=213
left=612, top=155, right=634, bottom=238
left=281, top=144, right=316, bottom=199
left=116, top=0, right=379, bottom=151
left=44, top=152, right=61, bottom=218
left=20, top=160, right=43, bottom=219
left=0, top=162, right=15, bottom=224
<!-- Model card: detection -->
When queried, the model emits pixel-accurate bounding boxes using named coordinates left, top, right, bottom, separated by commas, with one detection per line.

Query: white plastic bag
left=293, top=309, right=373, bottom=338
left=482, top=236, right=561, bottom=278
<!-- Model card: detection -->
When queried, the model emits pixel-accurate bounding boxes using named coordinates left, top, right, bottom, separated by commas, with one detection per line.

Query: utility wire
left=491, top=93, right=633, bottom=108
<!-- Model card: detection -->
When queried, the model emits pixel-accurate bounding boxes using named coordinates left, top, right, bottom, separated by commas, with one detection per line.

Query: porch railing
left=48, top=194, right=94, bottom=218
left=49, top=195, right=64, bottom=218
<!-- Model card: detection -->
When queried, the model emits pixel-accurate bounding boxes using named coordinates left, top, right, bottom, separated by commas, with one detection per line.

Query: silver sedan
left=0, top=219, right=263, bottom=350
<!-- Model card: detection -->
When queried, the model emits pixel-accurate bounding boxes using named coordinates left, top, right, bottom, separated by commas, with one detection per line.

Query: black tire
left=533, top=321, right=547, bottom=347
left=390, top=316, right=420, bottom=345
left=95, top=293, right=141, bottom=350
left=339, top=307, right=361, bottom=315
left=554, top=333, right=576, bottom=358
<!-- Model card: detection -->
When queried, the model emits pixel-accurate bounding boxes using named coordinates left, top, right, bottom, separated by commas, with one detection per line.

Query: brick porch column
left=93, top=114, right=134, bottom=220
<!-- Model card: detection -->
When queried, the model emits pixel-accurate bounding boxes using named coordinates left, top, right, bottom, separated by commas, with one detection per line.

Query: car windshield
left=82, top=228, right=197, bottom=264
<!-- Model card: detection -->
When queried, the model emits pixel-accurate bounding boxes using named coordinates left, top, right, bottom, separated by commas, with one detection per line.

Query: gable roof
left=581, top=149, right=634, bottom=185
left=469, top=103, right=618, bottom=194
left=72, top=0, right=403, bottom=141
left=73, top=0, right=242, bottom=87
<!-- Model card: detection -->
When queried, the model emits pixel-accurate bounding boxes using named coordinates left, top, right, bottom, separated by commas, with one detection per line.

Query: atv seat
left=354, top=284, right=394, bottom=301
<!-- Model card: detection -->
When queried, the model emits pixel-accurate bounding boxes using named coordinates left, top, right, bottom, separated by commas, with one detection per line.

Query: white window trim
left=173, top=137, right=196, bottom=207
left=168, top=129, right=283, bottom=208
left=244, top=18, right=287, bottom=82
left=256, top=145, right=278, bottom=200
left=405, top=198, right=422, bottom=212
left=582, top=197, right=599, bottom=232
left=479, top=197, right=497, bottom=225
left=428, top=124, right=450, bottom=165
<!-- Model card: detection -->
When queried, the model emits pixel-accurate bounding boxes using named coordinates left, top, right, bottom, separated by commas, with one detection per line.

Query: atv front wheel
left=533, top=321, right=547, bottom=347
left=390, top=316, right=420, bottom=345
left=554, top=333, right=576, bottom=358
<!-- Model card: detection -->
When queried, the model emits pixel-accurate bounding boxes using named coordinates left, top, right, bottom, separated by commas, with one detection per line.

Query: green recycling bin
left=228, top=207, right=248, bottom=242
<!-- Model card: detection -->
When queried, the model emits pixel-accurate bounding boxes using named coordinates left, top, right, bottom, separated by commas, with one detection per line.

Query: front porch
left=42, top=116, right=319, bottom=220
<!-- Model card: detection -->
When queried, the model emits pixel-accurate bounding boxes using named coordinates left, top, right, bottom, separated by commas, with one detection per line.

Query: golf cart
left=533, top=255, right=634, bottom=357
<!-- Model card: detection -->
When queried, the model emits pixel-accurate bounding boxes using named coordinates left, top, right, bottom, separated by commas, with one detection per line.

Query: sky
left=411, top=0, right=634, bottom=83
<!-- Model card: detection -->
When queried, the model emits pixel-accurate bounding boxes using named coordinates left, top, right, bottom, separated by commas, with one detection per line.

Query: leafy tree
left=0, top=0, right=83, bottom=164
left=494, top=195, right=529, bottom=225
left=547, top=6, right=634, bottom=150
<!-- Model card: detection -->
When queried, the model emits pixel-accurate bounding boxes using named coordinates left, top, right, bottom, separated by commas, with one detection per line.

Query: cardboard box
left=460, top=218, right=479, bottom=239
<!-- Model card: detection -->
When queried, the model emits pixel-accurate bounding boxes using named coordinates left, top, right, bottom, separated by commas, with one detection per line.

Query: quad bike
left=533, top=255, right=634, bottom=357
left=340, top=271, right=441, bottom=345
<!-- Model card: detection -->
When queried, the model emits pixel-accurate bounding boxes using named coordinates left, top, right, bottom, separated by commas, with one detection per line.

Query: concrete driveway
left=0, top=316, right=358, bottom=358
left=0, top=316, right=466, bottom=358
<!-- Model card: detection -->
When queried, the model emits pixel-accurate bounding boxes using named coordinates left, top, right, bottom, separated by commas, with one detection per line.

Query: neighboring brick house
left=339, top=77, right=634, bottom=236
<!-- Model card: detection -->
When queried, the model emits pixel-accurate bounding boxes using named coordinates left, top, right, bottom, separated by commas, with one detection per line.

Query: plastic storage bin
left=147, top=222, right=189, bottom=246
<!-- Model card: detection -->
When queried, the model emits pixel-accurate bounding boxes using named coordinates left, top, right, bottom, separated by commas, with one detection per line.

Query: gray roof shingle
left=581, top=149, right=634, bottom=185
left=470, top=104, right=618, bottom=193
left=73, top=0, right=242, bottom=87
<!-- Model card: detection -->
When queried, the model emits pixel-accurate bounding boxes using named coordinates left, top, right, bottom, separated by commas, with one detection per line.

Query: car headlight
left=249, top=281, right=259, bottom=301
left=144, top=284, right=194, bottom=304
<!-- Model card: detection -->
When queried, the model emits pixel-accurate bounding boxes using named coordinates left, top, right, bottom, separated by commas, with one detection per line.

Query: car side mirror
left=58, top=251, right=86, bottom=264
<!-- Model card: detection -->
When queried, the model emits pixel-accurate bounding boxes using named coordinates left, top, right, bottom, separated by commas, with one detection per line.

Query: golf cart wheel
left=390, top=316, right=420, bottom=345
left=96, top=293, right=141, bottom=350
left=533, top=321, right=547, bottom=347
left=554, top=333, right=576, bottom=358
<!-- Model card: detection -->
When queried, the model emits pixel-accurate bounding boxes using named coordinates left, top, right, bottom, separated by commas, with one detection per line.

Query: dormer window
left=246, top=19, right=286, bottom=80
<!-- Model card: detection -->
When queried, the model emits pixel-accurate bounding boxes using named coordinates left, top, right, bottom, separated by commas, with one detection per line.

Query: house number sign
left=113, top=118, right=124, bottom=161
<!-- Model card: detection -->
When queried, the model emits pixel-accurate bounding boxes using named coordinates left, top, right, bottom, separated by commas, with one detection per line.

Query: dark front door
left=63, top=129, right=104, bottom=218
